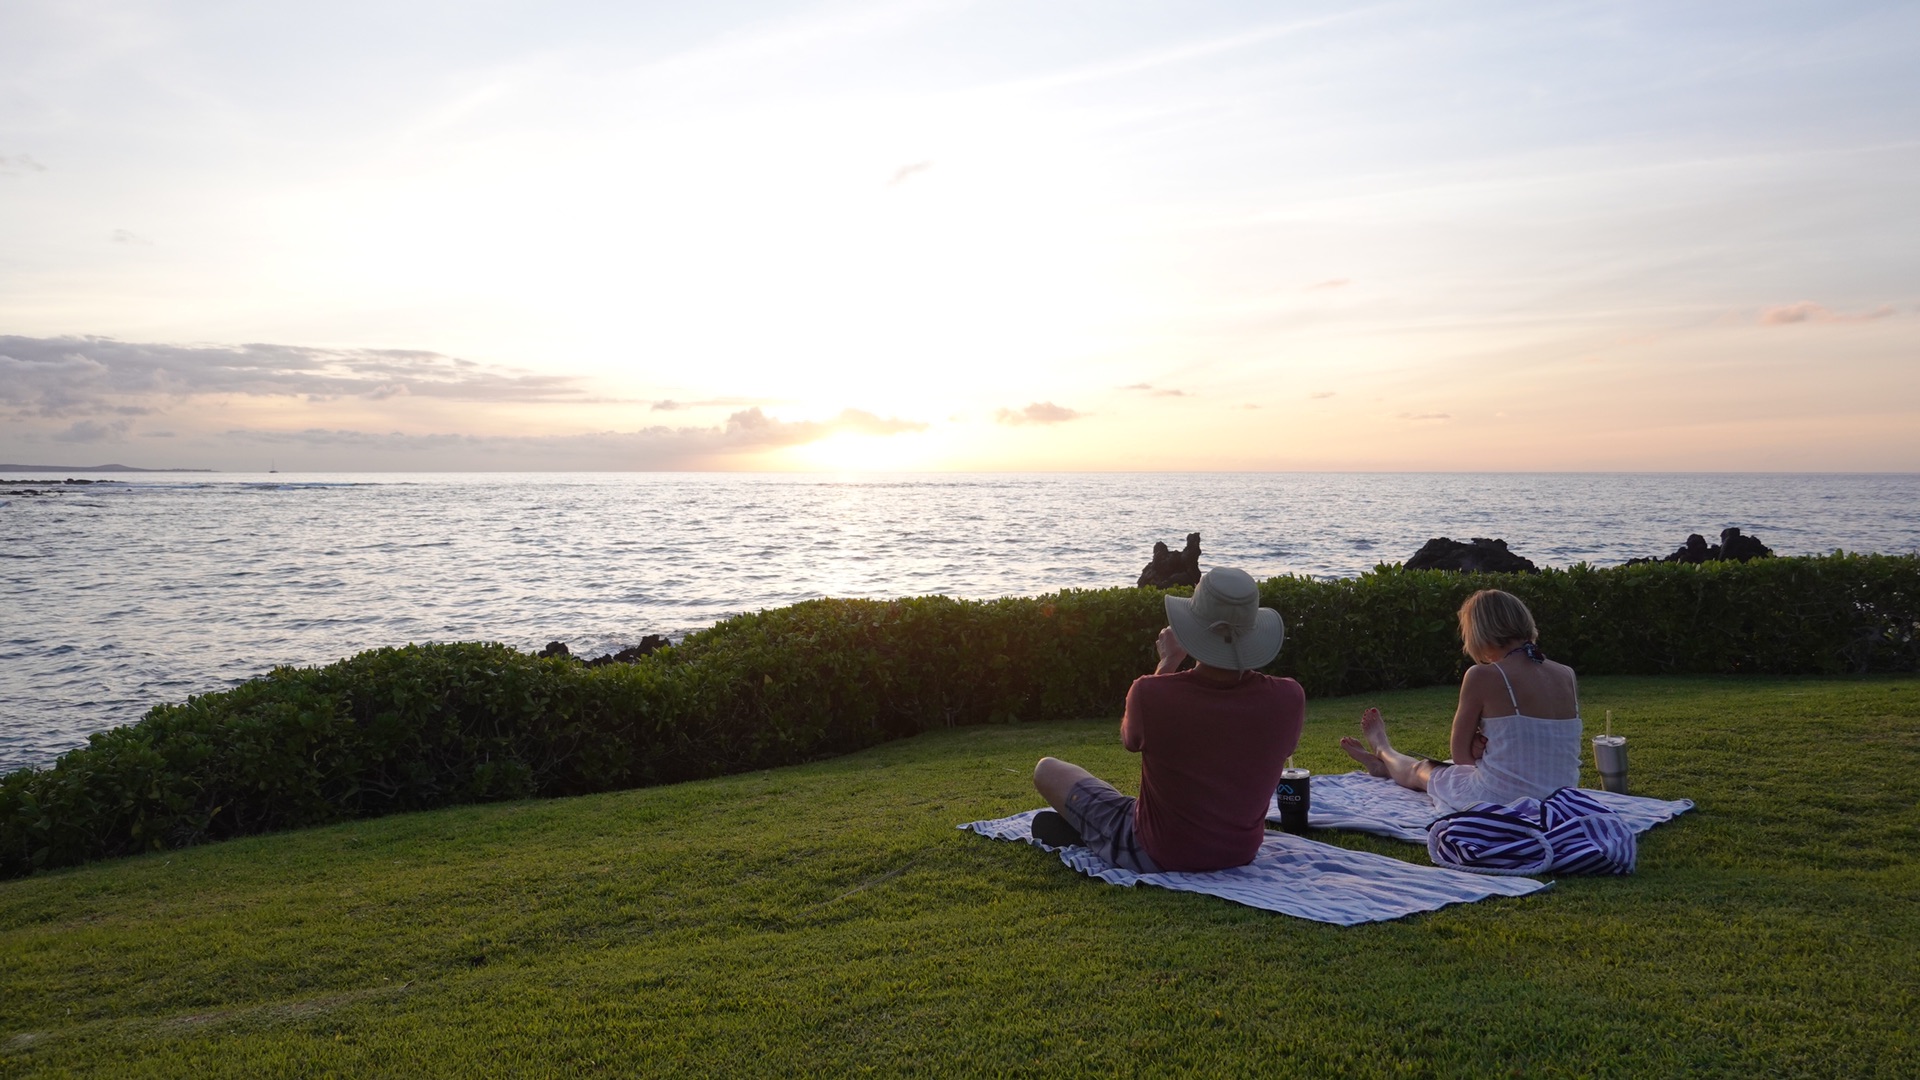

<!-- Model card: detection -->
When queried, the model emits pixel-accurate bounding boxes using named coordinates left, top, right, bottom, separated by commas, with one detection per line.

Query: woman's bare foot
left=1348, top=707, right=1434, bottom=794
left=1339, top=736, right=1390, bottom=777
left=1359, top=707, right=1393, bottom=754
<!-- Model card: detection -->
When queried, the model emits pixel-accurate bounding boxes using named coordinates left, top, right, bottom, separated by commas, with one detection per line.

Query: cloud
left=0, top=154, right=46, bottom=176
left=722, top=406, right=925, bottom=446
left=1121, top=382, right=1153, bottom=391
left=1310, top=391, right=1337, bottom=399
left=217, top=406, right=929, bottom=470
left=1758, top=302, right=1823, bottom=324
left=831, top=409, right=927, bottom=436
left=1121, top=383, right=1189, bottom=397
left=1306, top=278, right=1351, bottom=291
left=52, top=419, right=132, bottom=443
left=0, top=335, right=598, bottom=419
left=887, top=160, right=933, bottom=187
left=996, top=402, right=1082, bottom=425
left=110, top=229, right=153, bottom=246
left=1758, top=302, right=1895, bottom=325
left=1398, top=412, right=1451, bottom=421
left=0, top=335, right=925, bottom=469
left=651, top=397, right=762, bottom=411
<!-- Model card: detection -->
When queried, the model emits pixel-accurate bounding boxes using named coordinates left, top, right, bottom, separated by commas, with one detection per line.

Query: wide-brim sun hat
left=1164, top=566, right=1284, bottom=671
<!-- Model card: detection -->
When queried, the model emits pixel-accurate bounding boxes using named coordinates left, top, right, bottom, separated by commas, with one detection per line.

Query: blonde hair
left=1458, top=589, right=1538, bottom=660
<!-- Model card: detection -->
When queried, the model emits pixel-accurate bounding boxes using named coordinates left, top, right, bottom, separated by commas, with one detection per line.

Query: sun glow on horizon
left=777, top=425, right=957, bottom=473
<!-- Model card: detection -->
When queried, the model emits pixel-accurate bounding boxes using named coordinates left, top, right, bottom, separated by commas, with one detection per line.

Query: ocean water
left=3, top=471, right=1917, bottom=771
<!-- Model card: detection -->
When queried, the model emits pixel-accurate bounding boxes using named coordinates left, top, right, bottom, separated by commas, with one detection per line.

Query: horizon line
left=8, top=465, right=1919, bottom=478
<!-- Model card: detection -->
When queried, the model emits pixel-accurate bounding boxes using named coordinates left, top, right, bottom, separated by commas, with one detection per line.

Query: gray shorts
left=1061, top=776, right=1163, bottom=874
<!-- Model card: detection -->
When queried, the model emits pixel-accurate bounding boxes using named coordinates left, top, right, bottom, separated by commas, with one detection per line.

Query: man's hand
left=1154, top=626, right=1188, bottom=675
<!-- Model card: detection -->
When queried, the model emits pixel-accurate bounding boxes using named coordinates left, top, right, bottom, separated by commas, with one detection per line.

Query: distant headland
left=0, top=463, right=214, bottom=472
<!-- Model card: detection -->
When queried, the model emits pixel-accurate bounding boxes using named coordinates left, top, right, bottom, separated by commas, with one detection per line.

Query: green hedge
left=3, top=554, right=1915, bottom=877
left=1264, top=555, right=1920, bottom=695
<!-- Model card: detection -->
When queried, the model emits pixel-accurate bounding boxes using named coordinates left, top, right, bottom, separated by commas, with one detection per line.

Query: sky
left=2, top=0, right=1916, bottom=472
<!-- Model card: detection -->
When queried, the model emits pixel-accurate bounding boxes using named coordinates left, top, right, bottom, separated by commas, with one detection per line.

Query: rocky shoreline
left=1, top=478, right=128, bottom=496
left=1137, top=527, right=1776, bottom=584
left=536, top=636, right=673, bottom=667
left=501, top=520, right=1783, bottom=665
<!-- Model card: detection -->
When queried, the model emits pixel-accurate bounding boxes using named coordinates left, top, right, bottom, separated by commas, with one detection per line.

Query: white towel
left=1277, top=772, right=1695, bottom=843
left=958, top=809, right=1548, bottom=925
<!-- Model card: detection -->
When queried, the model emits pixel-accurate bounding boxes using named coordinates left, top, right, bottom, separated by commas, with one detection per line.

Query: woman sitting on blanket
left=1341, top=588, right=1581, bottom=811
left=1031, top=567, right=1306, bottom=873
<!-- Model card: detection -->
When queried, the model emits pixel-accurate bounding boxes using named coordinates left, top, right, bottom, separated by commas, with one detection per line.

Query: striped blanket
left=1279, top=772, right=1694, bottom=843
left=959, top=810, right=1548, bottom=925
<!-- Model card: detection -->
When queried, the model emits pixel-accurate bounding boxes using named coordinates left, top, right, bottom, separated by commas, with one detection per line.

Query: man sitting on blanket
left=1032, top=567, right=1305, bottom=873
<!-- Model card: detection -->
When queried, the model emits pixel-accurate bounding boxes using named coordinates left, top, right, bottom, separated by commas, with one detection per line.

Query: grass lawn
left=2, top=675, right=1916, bottom=1078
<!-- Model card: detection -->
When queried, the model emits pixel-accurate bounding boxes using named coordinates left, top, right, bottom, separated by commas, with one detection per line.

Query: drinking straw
left=1606, top=710, right=1613, bottom=738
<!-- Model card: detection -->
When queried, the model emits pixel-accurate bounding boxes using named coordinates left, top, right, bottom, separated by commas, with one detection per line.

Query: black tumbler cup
left=1276, top=768, right=1312, bottom=834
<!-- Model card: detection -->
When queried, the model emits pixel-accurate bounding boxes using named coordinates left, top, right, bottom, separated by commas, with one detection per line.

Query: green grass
left=3, top=676, right=1916, bottom=1078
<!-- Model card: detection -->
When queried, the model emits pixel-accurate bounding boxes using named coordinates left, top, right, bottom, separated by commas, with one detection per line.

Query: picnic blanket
left=959, top=809, right=1548, bottom=925
left=1274, top=772, right=1695, bottom=842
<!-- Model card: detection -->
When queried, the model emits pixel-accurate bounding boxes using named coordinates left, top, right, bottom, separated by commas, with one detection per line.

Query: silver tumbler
left=1592, top=735, right=1629, bottom=794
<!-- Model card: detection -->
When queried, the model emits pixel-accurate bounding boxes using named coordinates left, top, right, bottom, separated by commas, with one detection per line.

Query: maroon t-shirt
left=1122, top=669, right=1305, bottom=872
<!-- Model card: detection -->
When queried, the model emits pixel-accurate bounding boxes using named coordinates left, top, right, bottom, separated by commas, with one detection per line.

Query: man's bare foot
left=1359, top=706, right=1393, bottom=755
left=1340, top=736, right=1389, bottom=777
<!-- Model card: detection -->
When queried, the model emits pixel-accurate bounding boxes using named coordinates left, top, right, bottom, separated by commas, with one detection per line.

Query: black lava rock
left=582, top=635, right=671, bottom=667
left=1404, top=537, right=1539, bottom=574
left=1628, top=527, right=1774, bottom=565
left=1138, top=533, right=1203, bottom=588
left=539, top=635, right=672, bottom=665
